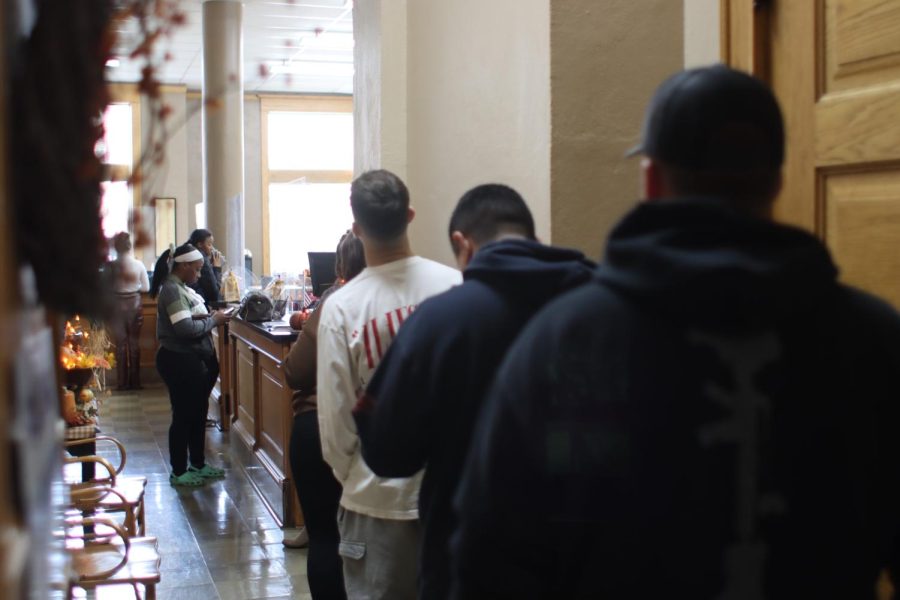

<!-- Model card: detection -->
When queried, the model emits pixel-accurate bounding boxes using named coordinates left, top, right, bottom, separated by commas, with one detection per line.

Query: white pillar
left=353, top=0, right=408, bottom=178
left=202, top=0, right=245, bottom=272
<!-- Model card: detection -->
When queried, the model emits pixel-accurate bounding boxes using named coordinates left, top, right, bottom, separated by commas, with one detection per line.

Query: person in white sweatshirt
left=317, top=169, right=461, bottom=599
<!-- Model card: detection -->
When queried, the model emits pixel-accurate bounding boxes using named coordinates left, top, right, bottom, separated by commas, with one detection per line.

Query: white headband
left=173, top=249, right=204, bottom=263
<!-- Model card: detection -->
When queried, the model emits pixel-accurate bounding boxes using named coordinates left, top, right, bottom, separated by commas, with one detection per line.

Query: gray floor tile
left=86, top=388, right=315, bottom=598
left=157, top=583, right=221, bottom=600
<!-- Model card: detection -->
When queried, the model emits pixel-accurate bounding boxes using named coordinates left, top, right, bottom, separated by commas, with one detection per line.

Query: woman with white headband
left=150, top=242, right=232, bottom=486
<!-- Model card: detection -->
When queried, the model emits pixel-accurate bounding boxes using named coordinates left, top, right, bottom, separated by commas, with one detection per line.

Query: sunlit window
left=268, top=112, right=353, bottom=171
left=97, top=101, right=136, bottom=242
left=100, top=181, right=132, bottom=239
left=268, top=183, right=353, bottom=275
left=98, top=103, right=134, bottom=167
left=263, top=97, right=353, bottom=277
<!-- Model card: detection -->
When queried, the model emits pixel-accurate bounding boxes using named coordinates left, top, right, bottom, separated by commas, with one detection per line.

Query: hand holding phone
left=212, top=308, right=234, bottom=326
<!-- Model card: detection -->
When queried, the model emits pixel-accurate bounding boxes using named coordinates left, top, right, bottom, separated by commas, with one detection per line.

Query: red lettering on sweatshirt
left=387, top=311, right=396, bottom=339
left=360, top=304, right=420, bottom=370
left=362, top=323, right=375, bottom=369
left=371, top=317, right=384, bottom=360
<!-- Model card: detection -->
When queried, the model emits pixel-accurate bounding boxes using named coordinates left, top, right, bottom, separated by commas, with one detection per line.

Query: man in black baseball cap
left=451, top=65, right=900, bottom=598
left=626, top=64, right=785, bottom=214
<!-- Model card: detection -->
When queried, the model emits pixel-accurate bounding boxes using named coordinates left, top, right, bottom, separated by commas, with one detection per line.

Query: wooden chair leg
left=137, top=501, right=146, bottom=536
left=123, top=508, right=136, bottom=538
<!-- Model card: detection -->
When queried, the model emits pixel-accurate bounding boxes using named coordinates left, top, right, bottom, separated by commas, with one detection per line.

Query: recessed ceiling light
left=105, top=58, right=121, bottom=68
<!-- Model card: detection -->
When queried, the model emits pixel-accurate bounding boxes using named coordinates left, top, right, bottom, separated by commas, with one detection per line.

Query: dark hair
left=350, top=170, right=410, bottom=241
left=335, top=230, right=366, bottom=282
left=448, top=184, right=536, bottom=254
left=188, top=228, right=213, bottom=246
left=149, top=243, right=201, bottom=298
left=112, top=231, right=131, bottom=254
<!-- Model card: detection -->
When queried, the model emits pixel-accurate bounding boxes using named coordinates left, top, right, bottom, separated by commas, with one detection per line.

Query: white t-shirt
left=317, top=255, right=461, bottom=520
left=113, top=255, right=150, bottom=294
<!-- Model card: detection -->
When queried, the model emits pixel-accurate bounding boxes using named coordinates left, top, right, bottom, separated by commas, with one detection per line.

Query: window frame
left=260, top=94, right=353, bottom=275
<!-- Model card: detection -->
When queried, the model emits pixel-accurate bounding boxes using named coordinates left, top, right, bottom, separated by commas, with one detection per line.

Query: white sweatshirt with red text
left=317, top=256, right=461, bottom=519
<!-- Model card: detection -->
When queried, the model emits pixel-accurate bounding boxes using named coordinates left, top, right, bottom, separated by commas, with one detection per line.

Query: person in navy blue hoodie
left=451, top=66, right=900, bottom=599
left=353, top=183, right=595, bottom=599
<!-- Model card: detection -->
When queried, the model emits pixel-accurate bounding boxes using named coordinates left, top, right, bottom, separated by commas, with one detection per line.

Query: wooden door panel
left=233, top=338, right=257, bottom=448
left=825, top=0, right=900, bottom=93
left=817, top=88, right=900, bottom=165
left=824, top=170, right=900, bottom=307
left=757, top=0, right=900, bottom=309
left=258, top=357, right=286, bottom=476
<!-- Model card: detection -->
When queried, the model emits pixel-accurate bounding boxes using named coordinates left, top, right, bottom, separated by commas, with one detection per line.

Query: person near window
left=187, top=228, right=224, bottom=307
left=317, top=170, right=461, bottom=599
left=107, top=231, right=149, bottom=390
left=150, top=243, right=231, bottom=487
left=282, top=230, right=366, bottom=599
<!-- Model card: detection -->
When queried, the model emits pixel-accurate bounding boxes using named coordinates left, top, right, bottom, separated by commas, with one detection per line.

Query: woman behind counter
left=108, top=231, right=150, bottom=390
left=283, top=231, right=366, bottom=599
left=150, top=243, right=231, bottom=487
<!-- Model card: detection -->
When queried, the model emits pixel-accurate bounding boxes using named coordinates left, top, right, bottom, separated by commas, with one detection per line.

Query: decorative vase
left=63, top=367, right=94, bottom=389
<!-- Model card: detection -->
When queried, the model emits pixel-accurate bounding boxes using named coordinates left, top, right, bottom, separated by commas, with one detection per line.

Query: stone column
left=202, top=0, right=245, bottom=273
left=353, top=0, right=408, bottom=178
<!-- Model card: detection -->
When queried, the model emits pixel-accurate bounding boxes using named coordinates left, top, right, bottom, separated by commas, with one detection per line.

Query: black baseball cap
left=626, top=65, right=784, bottom=172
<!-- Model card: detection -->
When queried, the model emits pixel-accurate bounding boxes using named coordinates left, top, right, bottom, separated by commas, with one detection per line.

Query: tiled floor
left=70, top=384, right=311, bottom=600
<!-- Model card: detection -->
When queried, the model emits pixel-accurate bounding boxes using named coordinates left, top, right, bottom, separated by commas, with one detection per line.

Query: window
left=261, top=96, right=353, bottom=276
left=98, top=86, right=141, bottom=245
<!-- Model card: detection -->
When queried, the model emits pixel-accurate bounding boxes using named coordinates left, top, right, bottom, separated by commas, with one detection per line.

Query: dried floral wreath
left=10, top=0, right=186, bottom=317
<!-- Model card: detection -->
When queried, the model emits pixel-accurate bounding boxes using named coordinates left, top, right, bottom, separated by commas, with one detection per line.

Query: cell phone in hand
left=222, top=306, right=237, bottom=316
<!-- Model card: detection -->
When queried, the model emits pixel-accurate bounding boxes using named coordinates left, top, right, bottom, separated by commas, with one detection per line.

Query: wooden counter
left=137, top=293, right=160, bottom=385
left=222, top=318, right=303, bottom=528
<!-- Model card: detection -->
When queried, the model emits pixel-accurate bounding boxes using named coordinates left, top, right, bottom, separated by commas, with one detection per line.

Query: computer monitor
left=308, top=252, right=337, bottom=297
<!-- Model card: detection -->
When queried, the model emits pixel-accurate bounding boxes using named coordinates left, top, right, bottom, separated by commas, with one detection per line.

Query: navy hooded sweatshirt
left=452, top=199, right=900, bottom=599
left=354, top=238, right=595, bottom=599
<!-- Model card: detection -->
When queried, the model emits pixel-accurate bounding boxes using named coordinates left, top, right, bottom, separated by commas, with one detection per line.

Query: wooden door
left=725, top=0, right=900, bottom=309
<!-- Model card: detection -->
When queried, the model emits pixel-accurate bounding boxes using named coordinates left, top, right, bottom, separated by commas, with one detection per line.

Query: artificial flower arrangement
left=60, top=316, right=114, bottom=426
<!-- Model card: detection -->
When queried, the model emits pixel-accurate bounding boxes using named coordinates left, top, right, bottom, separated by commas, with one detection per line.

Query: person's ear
left=450, top=231, right=474, bottom=270
left=351, top=222, right=361, bottom=237
left=407, top=206, right=416, bottom=223
left=642, top=157, right=665, bottom=201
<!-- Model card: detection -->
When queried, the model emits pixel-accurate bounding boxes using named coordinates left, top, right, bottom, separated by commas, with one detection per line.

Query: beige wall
left=140, top=88, right=189, bottom=267
left=684, top=0, right=721, bottom=67
left=356, top=0, right=685, bottom=264
left=356, top=0, right=552, bottom=265
left=550, top=0, right=684, bottom=259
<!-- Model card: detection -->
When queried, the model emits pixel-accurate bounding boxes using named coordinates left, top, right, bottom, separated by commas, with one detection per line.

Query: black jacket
left=452, top=198, right=900, bottom=599
left=354, top=238, right=595, bottom=599
left=190, top=256, right=221, bottom=307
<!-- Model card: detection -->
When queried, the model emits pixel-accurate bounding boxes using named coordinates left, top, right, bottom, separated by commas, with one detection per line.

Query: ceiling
left=106, top=0, right=354, bottom=94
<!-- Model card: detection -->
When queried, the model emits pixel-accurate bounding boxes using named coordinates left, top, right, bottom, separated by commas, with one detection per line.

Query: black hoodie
left=354, top=238, right=595, bottom=599
left=452, top=199, right=900, bottom=599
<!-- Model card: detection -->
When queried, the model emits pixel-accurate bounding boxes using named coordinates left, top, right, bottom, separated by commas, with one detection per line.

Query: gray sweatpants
left=337, top=507, right=420, bottom=600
